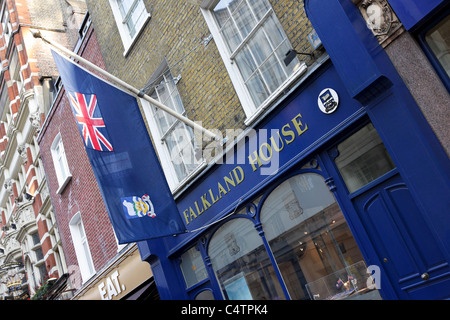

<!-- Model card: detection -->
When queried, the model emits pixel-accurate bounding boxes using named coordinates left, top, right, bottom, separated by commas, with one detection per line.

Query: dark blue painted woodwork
left=387, top=0, right=447, bottom=30
left=137, top=0, right=450, bottom=300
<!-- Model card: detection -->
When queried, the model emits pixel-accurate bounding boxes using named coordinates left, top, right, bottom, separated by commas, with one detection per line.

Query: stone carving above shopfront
left=353, top=0, right=404, bottom=47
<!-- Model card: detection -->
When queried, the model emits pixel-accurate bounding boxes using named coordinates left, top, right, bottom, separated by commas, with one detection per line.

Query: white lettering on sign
left=98, top=270, right=126, bottom=300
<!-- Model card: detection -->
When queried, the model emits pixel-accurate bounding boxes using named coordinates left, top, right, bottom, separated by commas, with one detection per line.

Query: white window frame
left=1, top=3, right=12, bottom=48
left=108, top=0, right=151, bottom=56
left=200, top=0, right=307, bottom=125
left=140, top=97, right=205, bottom=193
left=50, top=133, right=72, bottom=194
left=139, top=64, right=205, bottom=192
left=10, top=48, right=23, bottom=93
left=69, top=212, right=95, bottom=283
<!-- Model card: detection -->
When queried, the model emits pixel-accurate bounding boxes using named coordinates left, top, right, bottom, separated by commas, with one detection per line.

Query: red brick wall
left=38, top=24, right=118, bottom=280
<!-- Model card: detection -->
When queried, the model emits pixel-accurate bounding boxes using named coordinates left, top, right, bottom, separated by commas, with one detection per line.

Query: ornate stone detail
left=4, top=236, right=20, bottom=253
left=4, top=179, right=14, bottom=195
left=17, top=144, right=28, bottom=164
left=357, top=0, right=403, bottom=46
left=29, top=111, right=41, bottom=130
left=15, top=207, right=35, bottom=230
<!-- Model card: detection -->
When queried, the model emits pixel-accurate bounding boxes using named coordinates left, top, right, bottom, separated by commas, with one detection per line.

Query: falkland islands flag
left=52, top=50, right=186, bottom=243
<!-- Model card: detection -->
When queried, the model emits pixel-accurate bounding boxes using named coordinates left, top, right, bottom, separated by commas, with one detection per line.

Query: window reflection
left=335, top=123, right=395, bottom=193
left=425, top=14, right=450, bottom=78
left=207, top=172, right=380, bottom=300
left=209, top=218, right=285, bottom=300
left=180, top=246, right=208, bottom=288
left=260, top=173, right=380, bottom=300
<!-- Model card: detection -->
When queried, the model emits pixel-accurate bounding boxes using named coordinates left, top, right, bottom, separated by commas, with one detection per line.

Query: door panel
left=353, top=173, right=450, bottom=299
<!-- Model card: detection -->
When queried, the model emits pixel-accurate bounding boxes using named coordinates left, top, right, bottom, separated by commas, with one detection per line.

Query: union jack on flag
left=53, top=50, right=186, bottom=243
left=68, top=92, right=113, bottom=151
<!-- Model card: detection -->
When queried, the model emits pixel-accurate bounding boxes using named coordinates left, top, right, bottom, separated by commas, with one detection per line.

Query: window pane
left=425, top=15, right=450, bottom=78
left=165, top=131, right=187, bottom=181
left=213, top=0, right=296, bottom=108
left=248, top=0, right=270, bottom=20
left=153, top=106, right=169, bottom=135
left=235, top=46, right=257, bottom=80
left=195, top=290, right=215, bottom=300
left=167, top=123, right=198, bottom=181
left=52, top=136, right=70, bottom=185
left=131, top=0, right=147, bottom=30
left=178, top=126, right=197, bottom=171
left=117, top=0, right=147, bottom=38
left=149, top=70, right=199, bottom=183
left=260, top=54, right=285, bottom=92
left=260, top=173, right=381, bottom=300
left=34, top=247, right=44, bottom=261
left=335, top=124, right=395, bottom=193
left=156, top=82, right=170, bottom=106
left=58, top=157, right=67, bottom=178
left=82, top=241, right=94, bottom=274
left=209, top=218, right=286, bottom=300
left=117, top=0, right=134, bottom=15
left=246, top=71, right=269, bottom=106
left=247, top=28, right=272, bottom=65
left=220, top=19, right=241, bottom=53
left=38, top=264, right=47, bottom=280
left=233, top=1, right=256, bottom=39
left=213, top=2, right=231, bottom=28
left=78, top=221, right=86, bottom=239
left=264, top=15, right=285, bottom=49
left=180, top=247, right=208, bottom=288
left=166, top=78, right=185, bottom=114
left=31, top=232, right=41, bottom=246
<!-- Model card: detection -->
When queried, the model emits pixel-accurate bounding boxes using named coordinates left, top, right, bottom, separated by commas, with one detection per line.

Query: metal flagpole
left=32, top=30, right=221, bottom=141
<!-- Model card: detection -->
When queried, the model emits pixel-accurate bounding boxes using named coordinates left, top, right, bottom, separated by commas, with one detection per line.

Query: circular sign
left=318, top=88, right=339, bottom=114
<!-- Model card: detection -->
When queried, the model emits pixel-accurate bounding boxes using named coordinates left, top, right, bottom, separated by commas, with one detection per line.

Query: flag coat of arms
left=52, top=50, right=186, bottom=243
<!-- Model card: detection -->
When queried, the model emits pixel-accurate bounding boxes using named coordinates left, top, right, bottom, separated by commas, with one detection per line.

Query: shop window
left=260, top=173, right=380, bottom=300
left=180, top=246, right=208, bottom=288
left=420, top=12, right=450, bottom=89
left=208, top=218, right=285, bottom=300
left=334, top=123, right=395, bottom=193
left=195, top=289, right=215, bottom=300
left=201, top=0, right=305, bottom=121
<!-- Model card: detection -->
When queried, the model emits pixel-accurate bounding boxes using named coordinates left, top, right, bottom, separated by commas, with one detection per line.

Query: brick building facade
left=79, top=0, right=449, bottom=300
left=0, top=0, right=85, bottom=300
left=86, top=0, right=319, bottom=136
left=37, top=13, right=119, bottom=290
left=6, top=0, right=444, bottom=301
left=37, top=12, right=158, bottom=300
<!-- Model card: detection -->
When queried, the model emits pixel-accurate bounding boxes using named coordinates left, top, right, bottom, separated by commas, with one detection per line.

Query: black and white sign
left=318, top=88, right=339, bottom=114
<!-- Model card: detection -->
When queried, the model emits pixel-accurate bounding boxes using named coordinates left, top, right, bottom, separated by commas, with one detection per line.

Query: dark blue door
left=352, top=171, right=450, bottom=299
left=327, top=123, right=450, bottom=299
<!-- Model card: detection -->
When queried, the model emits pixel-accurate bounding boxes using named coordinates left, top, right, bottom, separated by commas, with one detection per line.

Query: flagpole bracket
left=31, top=29, right=42, bottom=39
left=137, top=89, right=145, bottom=98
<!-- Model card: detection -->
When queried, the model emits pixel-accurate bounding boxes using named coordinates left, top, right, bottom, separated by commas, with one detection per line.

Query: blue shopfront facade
left=138, top=0, right=450, bottom=300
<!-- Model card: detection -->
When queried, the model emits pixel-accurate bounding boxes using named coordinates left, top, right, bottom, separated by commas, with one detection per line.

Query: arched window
left=203, top=172, right=379, bottom=300
left=195, top=289, right=215, bottom=300
left=260, top=173, right=369, bottom=300
left=208, top=217, right=285, bottom=300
